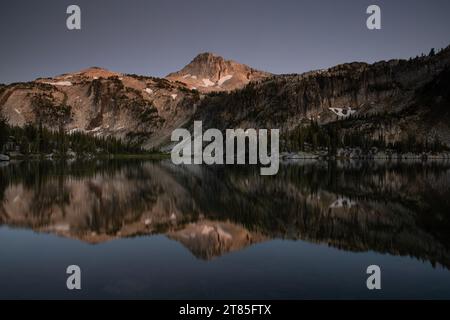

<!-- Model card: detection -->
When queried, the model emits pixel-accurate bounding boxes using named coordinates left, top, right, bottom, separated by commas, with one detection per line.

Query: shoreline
left=2, top=150, right=450, bottom=163
left=0, top=152, right=171, bottom=162
left=281, top=150, right=450, bottom=161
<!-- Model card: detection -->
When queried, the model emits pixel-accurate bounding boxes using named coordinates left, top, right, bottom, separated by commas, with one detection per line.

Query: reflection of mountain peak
left=167, top=220, right=266, bottom=260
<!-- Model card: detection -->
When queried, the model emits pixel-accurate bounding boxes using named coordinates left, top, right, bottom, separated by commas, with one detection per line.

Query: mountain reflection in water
left=1, top=159, right=449, bottom=267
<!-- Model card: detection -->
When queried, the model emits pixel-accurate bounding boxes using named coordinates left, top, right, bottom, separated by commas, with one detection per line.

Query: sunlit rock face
left=1, top=160, right=450, bottom=265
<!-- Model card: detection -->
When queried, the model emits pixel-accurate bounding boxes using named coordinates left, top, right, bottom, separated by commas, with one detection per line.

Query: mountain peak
left=75, top=67, right=121, bottom=78
left=191, top=52, right=224, bottom=64
left=193, top=52, right=220, bottom=59
left=166, top=53, right=271, bottom=92
left=37, top=67, right=121, bottom=82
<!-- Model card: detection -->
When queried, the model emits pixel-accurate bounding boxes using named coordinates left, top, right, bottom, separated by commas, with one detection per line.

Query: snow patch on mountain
left=202, top=78, right=215, bottom=87
left=329, top=107, right=356, bottom=118
left=43, top=81, right=73, bottom=86
left=218, top=75, right=233, bottom=86
left=329, top=197, right=357, bottom=209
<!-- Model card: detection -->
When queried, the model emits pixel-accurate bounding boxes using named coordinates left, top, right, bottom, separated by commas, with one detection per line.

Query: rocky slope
left=0, top=67, right=200, bottom=149
left=166, top=52, right=271, bottom=93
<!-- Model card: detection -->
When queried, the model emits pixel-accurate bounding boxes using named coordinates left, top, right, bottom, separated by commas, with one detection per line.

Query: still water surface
left=0, top=159, right=450, bottom=299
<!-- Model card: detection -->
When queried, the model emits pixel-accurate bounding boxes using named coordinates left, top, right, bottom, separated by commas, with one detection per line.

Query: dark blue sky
left=1, top=0, right=449, bottom=84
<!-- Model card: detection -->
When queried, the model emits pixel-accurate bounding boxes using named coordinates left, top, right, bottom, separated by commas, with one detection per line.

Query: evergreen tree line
left=285, top=121, right=448, bottom=154
left=0, top=116, right=144, bottom=156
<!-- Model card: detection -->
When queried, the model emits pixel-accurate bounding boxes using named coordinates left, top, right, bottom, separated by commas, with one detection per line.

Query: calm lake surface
left=1, top=159, right=450, bottom=299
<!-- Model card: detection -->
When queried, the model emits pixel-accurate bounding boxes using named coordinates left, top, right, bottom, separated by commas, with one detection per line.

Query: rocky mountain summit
left=166, top=52, right=271, bottom=92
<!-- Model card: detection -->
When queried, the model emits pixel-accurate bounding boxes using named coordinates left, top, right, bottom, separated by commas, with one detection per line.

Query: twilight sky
left=0, top=0, right=449, bottom=84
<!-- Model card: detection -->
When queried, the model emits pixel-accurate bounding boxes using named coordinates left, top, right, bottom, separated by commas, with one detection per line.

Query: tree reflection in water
left=0, top=159, right=450, bottom=266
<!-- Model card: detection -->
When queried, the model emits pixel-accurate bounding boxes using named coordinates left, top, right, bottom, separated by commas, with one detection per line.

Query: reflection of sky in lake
left=1, top=160, right=450, bottom=299
left=2, top=227, right=450, bottom=299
